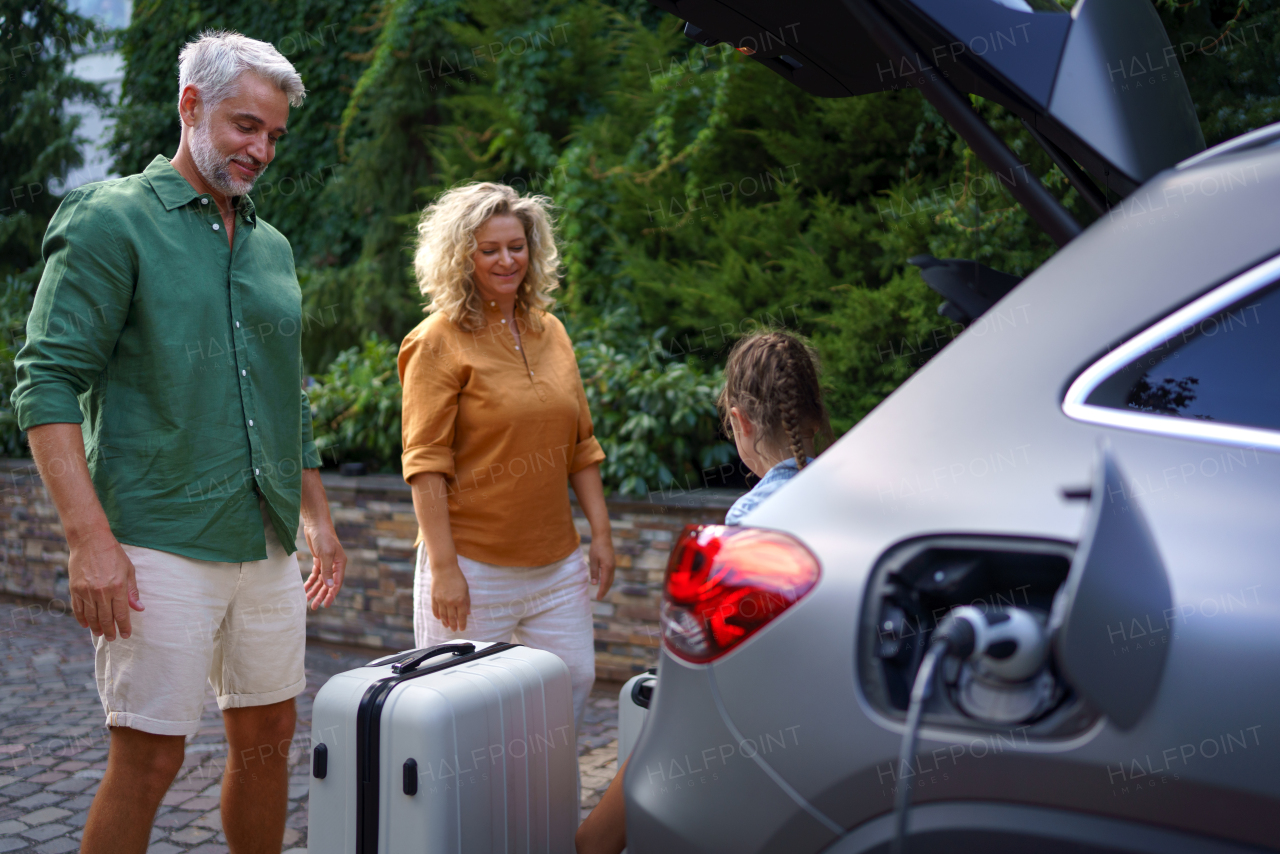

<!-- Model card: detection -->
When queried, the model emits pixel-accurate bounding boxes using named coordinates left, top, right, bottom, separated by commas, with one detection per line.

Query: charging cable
left=890, top=607, right=1049, bottom=853
left=890, top=613, right=976, bottom=854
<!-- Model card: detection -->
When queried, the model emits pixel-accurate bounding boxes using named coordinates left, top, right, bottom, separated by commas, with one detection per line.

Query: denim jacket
left=725, top=457, right=814, bottom=525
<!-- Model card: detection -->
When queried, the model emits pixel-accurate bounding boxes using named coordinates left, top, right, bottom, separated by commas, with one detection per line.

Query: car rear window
left=1085, top=284, right=1280, bottom=430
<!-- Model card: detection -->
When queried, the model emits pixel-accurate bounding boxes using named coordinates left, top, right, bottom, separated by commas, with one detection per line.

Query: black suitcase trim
left=354, top=642, right=519, bottom=854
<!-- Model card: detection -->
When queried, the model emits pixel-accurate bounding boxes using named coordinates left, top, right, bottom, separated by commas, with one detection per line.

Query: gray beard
left=190, top=119, right=266, bottom=197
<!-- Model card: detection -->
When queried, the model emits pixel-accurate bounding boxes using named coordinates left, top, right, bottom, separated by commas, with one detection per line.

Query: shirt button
left=515, top=345, right=520, bottom=351
left=501, top=319, right=507, bottom=324
left=235, top=321, right=240, bottom=328
left=254, top=468, right=260, bottom=476
left=201, top=198, right=209, bottom=205
left=241, top=369, right=247, bottom=376
left=212, top=223, right=220, bottom=231
left=530, top=371, right=534, bottom=376
left=248, top=419, right=254, bottom=426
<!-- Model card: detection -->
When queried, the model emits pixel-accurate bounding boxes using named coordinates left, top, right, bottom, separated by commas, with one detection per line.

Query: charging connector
left=890, top=608, right=1049, bottom=853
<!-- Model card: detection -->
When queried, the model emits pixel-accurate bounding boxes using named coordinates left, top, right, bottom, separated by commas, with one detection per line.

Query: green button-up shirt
left=13, top=155, right=321, bottom=562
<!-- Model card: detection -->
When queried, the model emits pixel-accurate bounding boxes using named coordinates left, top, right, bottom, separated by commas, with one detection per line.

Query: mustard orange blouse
left=398, top=303, right=606, bottom=566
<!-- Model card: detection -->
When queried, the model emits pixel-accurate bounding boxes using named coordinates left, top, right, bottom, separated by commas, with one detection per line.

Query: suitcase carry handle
left=390, top=642, right=476, bottom=675
left=632, top=674, right=657, bottom=709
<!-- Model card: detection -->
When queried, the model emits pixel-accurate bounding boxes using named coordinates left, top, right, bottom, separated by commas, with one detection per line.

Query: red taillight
left=661, top=525, right=820, bottom=663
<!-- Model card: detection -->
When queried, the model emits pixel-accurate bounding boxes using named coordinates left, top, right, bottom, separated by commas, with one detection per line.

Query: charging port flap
left=1051, top=445, right=1173, bottom=730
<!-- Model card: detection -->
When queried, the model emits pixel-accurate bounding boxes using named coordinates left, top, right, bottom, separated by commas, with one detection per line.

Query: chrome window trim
left=1062, top=253, right=1280, bottom=452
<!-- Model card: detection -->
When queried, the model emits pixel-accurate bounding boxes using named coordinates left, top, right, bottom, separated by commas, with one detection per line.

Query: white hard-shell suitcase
left=308, top=641, right=578, bottom=854
left=616, top=669, right=657, bottom=767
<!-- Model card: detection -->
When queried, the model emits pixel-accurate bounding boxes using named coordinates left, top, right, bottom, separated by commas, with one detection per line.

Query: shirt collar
left=143, top=154, right=257, bottom=227
left=762, top=457, right=814, bottom=480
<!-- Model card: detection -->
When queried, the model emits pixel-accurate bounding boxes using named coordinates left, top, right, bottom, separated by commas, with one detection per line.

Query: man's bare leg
left=81, top=727, right=186, bottom=854
left=221, top=697, right=297, bottom=853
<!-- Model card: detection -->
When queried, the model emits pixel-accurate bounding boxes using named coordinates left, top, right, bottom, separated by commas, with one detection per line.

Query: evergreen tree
left=0, top=0, right=107, bottom=456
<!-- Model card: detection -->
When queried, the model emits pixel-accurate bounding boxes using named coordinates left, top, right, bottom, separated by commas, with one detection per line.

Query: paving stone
left=146, top=843, right=183, bottom=854
left=34, top=837, right=78, bottom=854
left=0, top=839, right=26, bottom=853
left=167, top=826, right=214, bottom=845
left=0, top=818, right=25, bottom=834
left=51, top=763, right=87, bottom=774
left=0, top=783, right=37, bottom=799
left=10, top=794, right=61, bottom=810
left=161, top=790, right=195, bottom=807
left=21, top=821, right=69, bottom=841
left=44, top=779, right=91, bottom=794
left=17, top=807, right=69, bottom=826
left=186, top=845, right=230, bottom=854
left=180, top=797, right=218, bottom=812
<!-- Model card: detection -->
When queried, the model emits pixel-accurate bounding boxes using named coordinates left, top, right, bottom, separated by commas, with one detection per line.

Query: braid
left=778, top=339, right=807, bottom=470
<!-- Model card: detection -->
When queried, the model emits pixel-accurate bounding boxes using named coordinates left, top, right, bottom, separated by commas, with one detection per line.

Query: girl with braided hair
left=720, top=330, right=831, bottom=525
left=575, top=330, right=829, bottom=854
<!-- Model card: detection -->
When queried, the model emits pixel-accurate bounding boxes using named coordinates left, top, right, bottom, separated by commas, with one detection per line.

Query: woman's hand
left=570, top=464, right=615, bottom=601
left=588, top=534, right=615, bottom=601
left=431, top=562, right=472, bottom=632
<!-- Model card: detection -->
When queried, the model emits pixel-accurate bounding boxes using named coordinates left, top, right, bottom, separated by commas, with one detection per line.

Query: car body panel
left=1046, top=0, right=1205, bottom=185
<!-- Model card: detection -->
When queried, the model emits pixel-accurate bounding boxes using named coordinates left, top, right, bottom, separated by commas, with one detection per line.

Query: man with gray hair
left=13, top=30, right=346, bottom=852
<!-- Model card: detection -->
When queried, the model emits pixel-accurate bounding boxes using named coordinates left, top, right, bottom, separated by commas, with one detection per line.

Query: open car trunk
left=647, top=0, right=1206, bottom=245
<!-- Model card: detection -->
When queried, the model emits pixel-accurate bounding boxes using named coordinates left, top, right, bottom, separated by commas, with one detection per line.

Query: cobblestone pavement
left=0, top=597, right=621, bottom=852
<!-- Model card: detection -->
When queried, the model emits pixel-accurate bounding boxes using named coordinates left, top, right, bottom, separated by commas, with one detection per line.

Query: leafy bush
left=1, top=0, right=107, bottom=456
left=572, top=313, right=734, bottom=497
left=307, top=335, right=402, bottom=471
left=0, top=270, right=38, bottom=457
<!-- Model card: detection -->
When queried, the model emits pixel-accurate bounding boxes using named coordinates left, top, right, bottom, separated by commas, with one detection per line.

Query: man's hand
left=431, top=562, right=471, bottom=632
left=28, top=423, right=142, bottom=641
left=588, top=534, right=616, bottom=601
left=68, top=529, right=144, bottom=641
left=302, top=520, right=347, bottom=610
left=300, top=468, right=346, bottom=610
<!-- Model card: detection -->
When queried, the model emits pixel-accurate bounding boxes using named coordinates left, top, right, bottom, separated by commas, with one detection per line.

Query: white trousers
left=412, top=544, right=596, bottom=735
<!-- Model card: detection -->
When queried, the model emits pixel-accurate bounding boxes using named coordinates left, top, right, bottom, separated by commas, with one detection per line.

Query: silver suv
left=627, top=0, right=1280, bottom=851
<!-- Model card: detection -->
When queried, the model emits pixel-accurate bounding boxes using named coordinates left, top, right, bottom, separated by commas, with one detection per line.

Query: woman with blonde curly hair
left=398, top=182, right=614, bottom=738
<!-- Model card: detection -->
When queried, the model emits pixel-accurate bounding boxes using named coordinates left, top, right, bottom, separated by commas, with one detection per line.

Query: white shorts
left=94, top=503, right=307, bottom=736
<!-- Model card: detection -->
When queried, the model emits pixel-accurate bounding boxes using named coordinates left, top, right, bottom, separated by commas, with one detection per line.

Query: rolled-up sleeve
left=568, top=367, right=606, bottom=475
left=299, top=387, right=322, bottom=469
left=398, top=327, right=460, bottom=481
left=14, top=191, right=133, bottom=430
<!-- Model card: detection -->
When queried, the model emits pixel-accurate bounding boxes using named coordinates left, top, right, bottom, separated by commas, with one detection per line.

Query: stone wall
left=0, top=460, right=737, bottom=681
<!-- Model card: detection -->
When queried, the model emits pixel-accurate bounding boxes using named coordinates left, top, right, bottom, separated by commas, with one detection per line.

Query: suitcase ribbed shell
left=309, top=642, right=577, bottom=853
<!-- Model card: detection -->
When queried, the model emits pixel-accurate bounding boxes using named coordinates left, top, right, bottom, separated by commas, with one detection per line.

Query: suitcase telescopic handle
left=391, top=642, right=477, bottom=675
